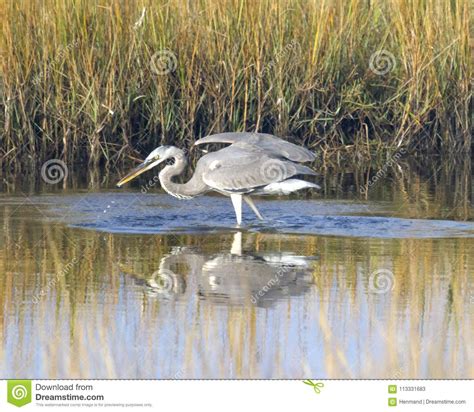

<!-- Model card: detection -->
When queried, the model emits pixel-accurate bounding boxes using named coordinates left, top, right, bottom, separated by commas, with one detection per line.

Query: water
left=1, top=165, right=473, bottom=378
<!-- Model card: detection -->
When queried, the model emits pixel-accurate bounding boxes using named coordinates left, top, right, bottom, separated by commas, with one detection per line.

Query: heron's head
left=116, top=146, right=182, bottom=187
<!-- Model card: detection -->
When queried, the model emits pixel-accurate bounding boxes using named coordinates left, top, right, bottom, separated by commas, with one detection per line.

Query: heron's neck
left=159, top=151, right=207, bottom=199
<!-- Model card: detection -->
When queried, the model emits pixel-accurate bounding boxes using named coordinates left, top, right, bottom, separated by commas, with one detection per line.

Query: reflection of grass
left=1, top=0, right=471, bottom=170
left=360, top=157, right=473, bottom=221
left=0, top=214, right=472, bottom=378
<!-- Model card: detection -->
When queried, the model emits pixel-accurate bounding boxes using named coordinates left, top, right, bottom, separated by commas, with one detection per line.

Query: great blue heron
left=120, top=232, right=315, bottom=307
left=117, top=132, right=319, bottom=224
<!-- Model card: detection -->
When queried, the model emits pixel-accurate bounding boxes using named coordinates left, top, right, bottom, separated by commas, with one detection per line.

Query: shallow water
left=17, top=192, right=474, bottom=238
left=1, top=166, right=473, bottom=378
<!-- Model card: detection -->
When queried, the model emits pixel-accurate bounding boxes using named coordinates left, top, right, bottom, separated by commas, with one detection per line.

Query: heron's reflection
left=122, top=232, right=317, bottom=307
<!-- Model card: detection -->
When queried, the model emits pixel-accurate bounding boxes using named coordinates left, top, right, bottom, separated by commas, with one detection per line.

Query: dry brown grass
left=1, top=0, right=472, bottom=172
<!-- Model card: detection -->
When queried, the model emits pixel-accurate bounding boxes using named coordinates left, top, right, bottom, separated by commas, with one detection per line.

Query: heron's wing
left=199, top=143, right=316, bottom=193
left=194, top=132, right=316, bottom=163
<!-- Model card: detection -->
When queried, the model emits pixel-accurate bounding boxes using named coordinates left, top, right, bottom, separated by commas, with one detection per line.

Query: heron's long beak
left=116, top=159, right=160, bottom=187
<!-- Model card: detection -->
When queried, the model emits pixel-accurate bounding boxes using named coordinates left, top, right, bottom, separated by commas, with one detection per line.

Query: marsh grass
left=1, top=0, right=472, bottom=173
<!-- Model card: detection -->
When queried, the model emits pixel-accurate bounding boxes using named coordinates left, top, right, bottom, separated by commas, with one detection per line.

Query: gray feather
left=194, top=132, right=316, bottom=163
left=197, top=143, right=316, bottom=193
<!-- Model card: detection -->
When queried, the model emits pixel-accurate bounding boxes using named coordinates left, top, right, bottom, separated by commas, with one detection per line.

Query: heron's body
left=117, top=132, right=319, bottom=224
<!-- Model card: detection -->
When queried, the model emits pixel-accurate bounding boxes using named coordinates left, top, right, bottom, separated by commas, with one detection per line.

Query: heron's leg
left=243, top=196, right=264, bottom=220
left=230, top=194, right=242, bottom=225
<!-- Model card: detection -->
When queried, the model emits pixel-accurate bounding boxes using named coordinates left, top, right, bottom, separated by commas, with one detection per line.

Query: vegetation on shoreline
left=1, top=0, right=472, bottom=173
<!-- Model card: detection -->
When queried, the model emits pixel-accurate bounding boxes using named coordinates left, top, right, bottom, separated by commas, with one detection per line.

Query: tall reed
left=1, top=0, right=472, bottom=173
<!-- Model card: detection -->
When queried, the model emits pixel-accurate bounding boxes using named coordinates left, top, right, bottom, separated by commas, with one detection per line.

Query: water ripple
left=28, top=192, right=474, bottom=238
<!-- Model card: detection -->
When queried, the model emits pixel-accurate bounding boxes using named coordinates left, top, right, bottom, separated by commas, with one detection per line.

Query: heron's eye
left=165, top=158, right=175, bottom=166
